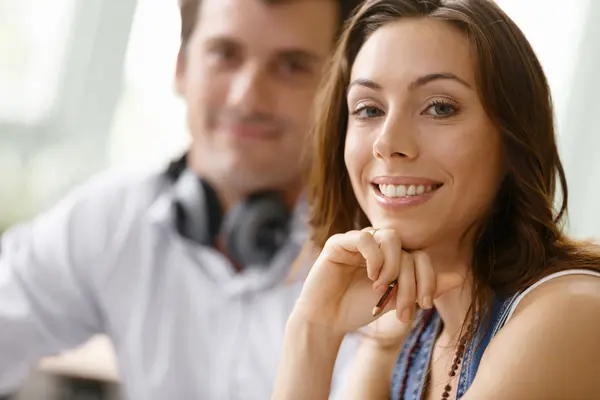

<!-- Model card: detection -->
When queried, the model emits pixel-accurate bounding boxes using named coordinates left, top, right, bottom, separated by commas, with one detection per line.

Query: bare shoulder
left=509, top=270, right=600, bottom=322
left=517, top=270, right=600, bottom=308
left=464, top=271, right=600, bottom=399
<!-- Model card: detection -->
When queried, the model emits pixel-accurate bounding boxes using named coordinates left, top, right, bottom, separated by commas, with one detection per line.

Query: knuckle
left=358, top=230, right=373, bottom=243
left=379, top=229, right=395, bottom=240
left=412, top=250, right=430, bottom=264
left=324, top=233, right=347, bottom=250
left=402, top=251, right=414, bottom=266
left=397, top=294, right=414, bottom=309
left=380, top=268, right=397, bottom=282
left=324, top=233, right=341, bottom=246
left=411, top=250, right=424, bottom=261
left=373, top=251, right=385, bottom=264
left=401, top=277, right=417, bottom=294
left=418, top=280, right=434, bottom=294
left=376, top=268, right=396, bottom=284
left=382, top=229, right=401, bottom=243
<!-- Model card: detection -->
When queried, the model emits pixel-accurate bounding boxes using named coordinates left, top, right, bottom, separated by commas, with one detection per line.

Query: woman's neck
left=426, top=243, right=473, bottom=343
left=434, top=281, right=472, bottom=343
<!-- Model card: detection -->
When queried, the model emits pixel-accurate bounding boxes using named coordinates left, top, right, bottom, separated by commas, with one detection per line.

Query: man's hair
left=178, top=0, right=362, bottom=48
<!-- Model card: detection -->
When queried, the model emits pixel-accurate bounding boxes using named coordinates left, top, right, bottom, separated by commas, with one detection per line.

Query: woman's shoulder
left=513, top=268, right=600, bottom=316
left=488, top=268, right=600, bottom=359
left=463, top=269, right=600, bottom=398
left=502, top=267, right=600, bottom=332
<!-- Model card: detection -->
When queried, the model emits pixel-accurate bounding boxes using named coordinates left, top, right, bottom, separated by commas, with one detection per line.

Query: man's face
left=176, top=0, right=338, bottom=203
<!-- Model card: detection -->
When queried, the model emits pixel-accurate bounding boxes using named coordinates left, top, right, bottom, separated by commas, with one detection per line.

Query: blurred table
left=7, top=336, right=122, bottom=400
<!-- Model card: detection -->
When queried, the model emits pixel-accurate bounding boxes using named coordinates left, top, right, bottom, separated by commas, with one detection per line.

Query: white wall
left=558, top=0, right=600, bottom=239
left=496, top=0, right=598, bottom=239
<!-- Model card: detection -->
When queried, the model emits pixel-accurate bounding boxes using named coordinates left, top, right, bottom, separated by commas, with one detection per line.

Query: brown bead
left=439, top=323, right=472, bottom=399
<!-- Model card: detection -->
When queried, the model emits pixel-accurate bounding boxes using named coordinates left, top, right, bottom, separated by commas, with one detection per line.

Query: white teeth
left=378, top=184, right=438, bottom=198
left=395, top=185, right=407, bottom=197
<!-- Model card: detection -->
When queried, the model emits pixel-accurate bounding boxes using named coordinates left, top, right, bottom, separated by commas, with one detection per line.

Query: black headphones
left=166, top=153, right=292, bottom=267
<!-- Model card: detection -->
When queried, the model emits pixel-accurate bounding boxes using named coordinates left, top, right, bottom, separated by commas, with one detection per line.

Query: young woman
left=272, top=0, right=600, bottom=399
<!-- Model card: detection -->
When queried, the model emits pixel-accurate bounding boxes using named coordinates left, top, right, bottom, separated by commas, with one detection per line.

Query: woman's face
left=345, top=17, right=504, bottom=252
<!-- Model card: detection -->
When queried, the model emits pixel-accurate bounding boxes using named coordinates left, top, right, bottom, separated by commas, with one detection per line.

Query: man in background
left=0, top=0, right=361, bottom=398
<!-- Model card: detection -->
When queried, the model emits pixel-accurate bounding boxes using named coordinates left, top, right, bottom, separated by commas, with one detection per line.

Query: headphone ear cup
left=222, top=193, right=291, bottom=267
left=173, top=170, right=222, bottom=246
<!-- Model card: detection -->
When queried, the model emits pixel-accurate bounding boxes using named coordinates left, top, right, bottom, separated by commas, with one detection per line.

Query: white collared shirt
left=0, top=169, right=358, bottom=399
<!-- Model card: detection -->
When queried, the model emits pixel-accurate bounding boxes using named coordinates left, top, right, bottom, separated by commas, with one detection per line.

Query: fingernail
left=422, top=296, right=433, bottom=309
left=400, top=308, right=412, bottom=322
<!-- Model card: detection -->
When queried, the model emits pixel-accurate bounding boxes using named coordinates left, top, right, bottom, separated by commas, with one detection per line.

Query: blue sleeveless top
left=389, top=269, right=600, bottom=399
left=389, top=293, right=518, bottom=399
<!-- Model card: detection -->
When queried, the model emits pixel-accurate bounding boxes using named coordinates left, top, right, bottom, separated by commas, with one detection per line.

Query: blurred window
left=107, top=0, right=188, bottom=171
left=0, top=0, right=75, bottom=124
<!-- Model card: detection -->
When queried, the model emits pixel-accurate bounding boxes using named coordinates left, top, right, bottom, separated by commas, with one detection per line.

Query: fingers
left=395, top=252, right=416, bottom=322
left=324, top=228, right=401, bottom=287
left=323, top=228, right=404, bottom=293
left=357, top=229, right=384, bottom=281
left=411, top=251, right=465, bottom=307
left=322, top=228, right=463, bottom=325
left=372, top=229, right=402, bottom=288
left=412, top=251, right=436, bottom=309
left=321, top=230, right=383, bottom=278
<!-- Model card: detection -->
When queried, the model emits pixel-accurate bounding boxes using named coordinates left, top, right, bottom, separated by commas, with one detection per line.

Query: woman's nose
left=372, top=115, right=419, bottom=160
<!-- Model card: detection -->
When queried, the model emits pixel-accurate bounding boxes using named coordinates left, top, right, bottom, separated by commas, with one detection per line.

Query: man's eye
left=279, top=59, right=311, bottom=76
left=208, top=45, right=239, bottom=64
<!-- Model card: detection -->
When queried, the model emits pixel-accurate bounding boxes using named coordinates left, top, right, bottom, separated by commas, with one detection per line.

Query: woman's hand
left=360, top=309, right=414, bottom=350
left=293, top=228, right=463, bottom=336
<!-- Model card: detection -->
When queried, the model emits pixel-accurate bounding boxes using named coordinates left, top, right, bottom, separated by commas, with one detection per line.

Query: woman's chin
left=398, top=237, right=430, bottom=252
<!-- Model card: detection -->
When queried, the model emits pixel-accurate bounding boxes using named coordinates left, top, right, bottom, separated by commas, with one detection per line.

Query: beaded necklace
left=397, top=309, right=470, bottom=400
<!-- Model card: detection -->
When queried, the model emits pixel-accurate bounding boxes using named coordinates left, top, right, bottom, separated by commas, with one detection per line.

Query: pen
left=372, top=279, right=398, bottom=318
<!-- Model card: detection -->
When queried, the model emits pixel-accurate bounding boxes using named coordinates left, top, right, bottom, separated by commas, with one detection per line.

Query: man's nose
left=226, top=65, right=275, bottom=115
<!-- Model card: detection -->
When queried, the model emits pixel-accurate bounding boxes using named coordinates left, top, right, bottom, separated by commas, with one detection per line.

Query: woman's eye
left=424, top=101, right=457, bottom=118
left=353, top=106, right=384, bottom=120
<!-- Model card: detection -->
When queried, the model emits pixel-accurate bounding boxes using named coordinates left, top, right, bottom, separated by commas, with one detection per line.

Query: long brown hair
left=307, top=0, right=600, bottom=331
